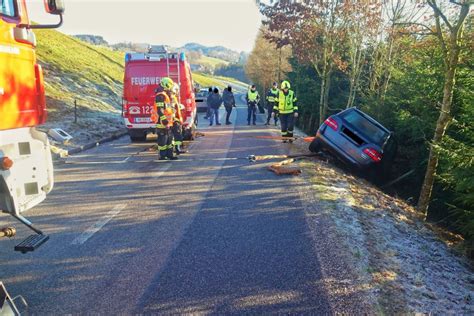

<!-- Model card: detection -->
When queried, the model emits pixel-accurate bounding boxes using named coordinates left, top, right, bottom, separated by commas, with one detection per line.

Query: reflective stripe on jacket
left=172, top=95, right=183, bottom=124
left=154, top=91, right=173, bottom=128
left=266, top=88, right=279, bottom=103
left=275, top=90, right=298, bottom=114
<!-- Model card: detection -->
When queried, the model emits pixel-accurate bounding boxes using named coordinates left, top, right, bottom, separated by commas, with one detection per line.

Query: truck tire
left=309, top=138, right=321, bottom=153
left=183, top=125, right=194, bottom=141
left=128, top=130, right=147, bottom=142
left=130, top=135, right=146, bottom=142
left=183, top=117, right=198, bottom=141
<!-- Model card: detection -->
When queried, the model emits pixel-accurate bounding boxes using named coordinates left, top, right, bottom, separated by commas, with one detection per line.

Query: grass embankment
left=34, top=29, right=247, bottom=145
left=35, top=29, right=125, bottom=144
left=193, top=73, right=248, bottom=92
left=36, top=29, right=124, bottom=116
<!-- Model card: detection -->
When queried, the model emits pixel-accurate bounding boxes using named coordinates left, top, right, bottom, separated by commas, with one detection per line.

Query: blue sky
left=28, top=0, right=263, bottom=52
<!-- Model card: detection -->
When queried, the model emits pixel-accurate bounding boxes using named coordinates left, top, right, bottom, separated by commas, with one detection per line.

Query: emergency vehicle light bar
left=126, top=52, right=180, bottom=62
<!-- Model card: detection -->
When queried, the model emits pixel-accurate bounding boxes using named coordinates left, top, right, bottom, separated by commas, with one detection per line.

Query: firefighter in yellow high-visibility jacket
left=153, top=77, right=178, bottom=160
left=273, top=80, right=298, bottom=143
left=171, top=83, right=186, bottom=154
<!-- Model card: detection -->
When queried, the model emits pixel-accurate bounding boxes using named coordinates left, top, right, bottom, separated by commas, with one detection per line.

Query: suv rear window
left=196, top=91, right=208, bottom=98
left=1, top=0, right=17, bottom=17
left=341, top=110, right=388, bottom=145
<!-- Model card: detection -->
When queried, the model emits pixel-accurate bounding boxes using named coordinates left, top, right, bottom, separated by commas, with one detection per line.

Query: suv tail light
left=324, top=117, right=338, bottom=131
left=363, top=148, right=382, bottom=162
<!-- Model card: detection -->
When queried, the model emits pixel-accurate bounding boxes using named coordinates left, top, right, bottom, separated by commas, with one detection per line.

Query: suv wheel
left=309, top=138, right=321, bottom=153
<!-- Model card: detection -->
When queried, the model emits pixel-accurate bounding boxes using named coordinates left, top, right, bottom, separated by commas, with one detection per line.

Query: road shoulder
left=290, top=137, right=473, bottom=314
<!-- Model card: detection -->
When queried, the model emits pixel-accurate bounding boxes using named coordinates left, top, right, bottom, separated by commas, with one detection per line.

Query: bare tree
left=343, top=1, right=383, bottom=108
left=245, top=27, right=292, bottom=92
left=416, top=0, right=472, bottom=216
left=260, top=1, right=349, bottom=129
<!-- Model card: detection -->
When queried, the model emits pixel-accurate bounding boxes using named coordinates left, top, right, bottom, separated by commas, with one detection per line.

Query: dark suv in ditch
left=309, top=108, right=396, bottom=174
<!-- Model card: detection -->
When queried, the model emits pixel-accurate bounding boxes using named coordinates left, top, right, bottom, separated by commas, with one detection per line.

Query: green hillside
left=35, top=29, right=126, bottom=144
left=34, top=30, right=247, bottom=145
left=196, top=55, right=229, bottom=69
left=193, top=73, right=247, bottom=92
left=36, top=29, right=124, bottom=117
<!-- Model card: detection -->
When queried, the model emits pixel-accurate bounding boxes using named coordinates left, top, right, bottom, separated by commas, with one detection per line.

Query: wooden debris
left=268, top=158, right=302, bottom=176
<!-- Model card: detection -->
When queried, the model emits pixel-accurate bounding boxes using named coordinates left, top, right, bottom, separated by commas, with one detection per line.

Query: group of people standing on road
left=152, top=77, right=297, bottom=161
left=204, top=86, right=236, bottom=126
left=246, top=80, right=298, bottom=142
left=203, top=80, right=297, bottom=142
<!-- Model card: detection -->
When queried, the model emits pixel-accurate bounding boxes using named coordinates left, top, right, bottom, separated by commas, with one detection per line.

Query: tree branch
left=453, top=1, right=471, bottom=34
left=427, top=0, right=454, bottom=30
left=433, top=10, right=449, bottom=61
left=394, top=22, right=434, bottom=33
left=449, top=0, right=463, bottom=6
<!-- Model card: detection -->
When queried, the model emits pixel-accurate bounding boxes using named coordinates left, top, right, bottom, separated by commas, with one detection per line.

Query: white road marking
left=71, top=204, right=127, bottom=245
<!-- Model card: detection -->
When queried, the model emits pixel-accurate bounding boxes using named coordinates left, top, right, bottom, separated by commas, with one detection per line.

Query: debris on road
left=253, top=135, right=315, bottom=142
left=248, top=153, right=321, bottom=162
left=268, top=158, right=302, bottom=176
left=195, top=132, right=206, bottom=138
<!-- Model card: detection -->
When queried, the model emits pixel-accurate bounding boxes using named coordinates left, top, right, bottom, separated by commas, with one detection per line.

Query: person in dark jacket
left=208, top=87, right=222, bottom=126
left=222, top=85, right=236, bottom=125
left=246, top=84, right=260, bottom=125
left=204, top=87, right=213, bottom=119
left=265, top=82, right=279, bottom=126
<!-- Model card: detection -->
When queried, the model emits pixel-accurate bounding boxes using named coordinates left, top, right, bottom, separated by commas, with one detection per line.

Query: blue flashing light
left=125, top=53, right=131, bottom=63
left=180, top=52, right=186, bottom=61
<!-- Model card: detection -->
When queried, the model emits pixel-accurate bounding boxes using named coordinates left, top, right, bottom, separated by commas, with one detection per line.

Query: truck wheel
left=183, top=119, right=197, bottom=141
left=309, top=138, right=321, bottom=153
left=130, top=135, right=146, bottom=142
left=128, top=130, right=147, bottom=142
left=183, top=127, right=193, bottom=141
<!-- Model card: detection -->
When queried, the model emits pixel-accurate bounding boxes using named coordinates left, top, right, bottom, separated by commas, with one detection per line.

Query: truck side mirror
left=44, top=0, right=65, bottom=15
left=18, top=0, right=65, bottom=29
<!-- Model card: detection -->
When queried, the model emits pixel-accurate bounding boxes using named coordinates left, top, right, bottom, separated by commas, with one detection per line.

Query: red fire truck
left=1, top=1, right=65, bottom=311
left=0, top=0, right=65, bottom=256
left=122, top=45, right=197, bottom=142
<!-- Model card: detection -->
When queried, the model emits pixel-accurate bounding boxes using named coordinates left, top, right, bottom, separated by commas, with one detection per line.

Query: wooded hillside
left=248, top=0, right=473, bottom=257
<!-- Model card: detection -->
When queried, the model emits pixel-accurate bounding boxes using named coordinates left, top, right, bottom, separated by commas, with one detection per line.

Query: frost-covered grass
left=289, top=137, right=474, bottom=314
left=35, top=29, right=125, bottom=148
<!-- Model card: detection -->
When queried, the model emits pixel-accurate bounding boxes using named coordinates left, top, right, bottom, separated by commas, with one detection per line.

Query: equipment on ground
left=247, top=153, right=321, bottom=162
left=268, top=159, right=302, bottom=176
left=122, top=46, right=197, bottom=142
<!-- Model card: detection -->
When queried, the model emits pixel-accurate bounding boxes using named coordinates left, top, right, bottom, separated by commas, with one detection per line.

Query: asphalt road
left=0, top=95, right=368, bottom=314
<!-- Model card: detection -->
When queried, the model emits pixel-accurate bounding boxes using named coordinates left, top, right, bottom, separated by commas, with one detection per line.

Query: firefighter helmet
left=281, top=80, right=291, bottom=90
left=161, top=77, right=174, bottom=90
